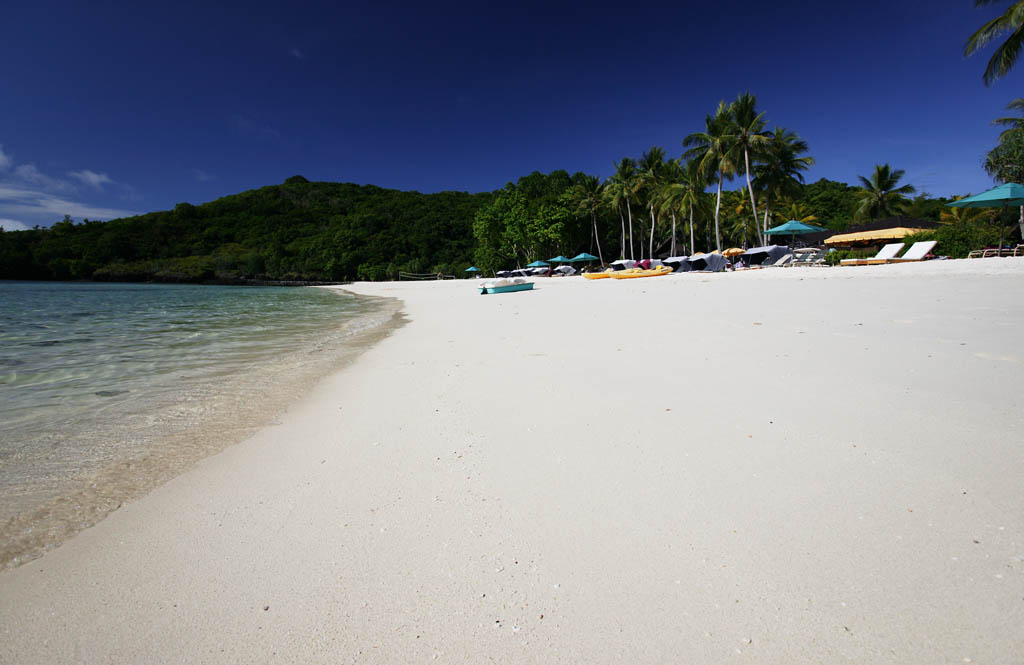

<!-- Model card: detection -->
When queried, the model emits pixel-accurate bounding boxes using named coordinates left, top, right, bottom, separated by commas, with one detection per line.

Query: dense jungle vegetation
left=2, top=92, right=1020, bottom=282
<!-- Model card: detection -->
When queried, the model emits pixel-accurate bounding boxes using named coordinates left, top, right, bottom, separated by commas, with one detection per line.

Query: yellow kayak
left=583, top=270, right=613, bottom=280
left=608, top=265, right=673, bottom=279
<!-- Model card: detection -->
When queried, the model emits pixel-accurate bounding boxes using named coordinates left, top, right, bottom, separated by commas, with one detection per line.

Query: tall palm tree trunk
left=591, top=212, right=605, bottom=265
left=618, top=208, right=626, bottom=260
left=649, top=203, right=656, bottom=260
left=744, top=148, right=762, bottom=246
left=626, top=199, right=635, bottom=260
left=671, top=212, right=677, bottom=256
left=714, top=173, right=723, bottom=251
left=689, top=201, right=695, bottom=255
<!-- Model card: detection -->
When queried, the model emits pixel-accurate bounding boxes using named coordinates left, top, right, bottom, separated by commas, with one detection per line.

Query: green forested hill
left=0, top=176, right=493, bottom=282
left=0, top=169, right=1001, bottom=283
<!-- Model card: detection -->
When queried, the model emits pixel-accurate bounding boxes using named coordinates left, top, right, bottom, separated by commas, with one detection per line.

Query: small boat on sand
left=479, top=278, right=534, bottom=294
left=582, top=270, right=613, bottom=280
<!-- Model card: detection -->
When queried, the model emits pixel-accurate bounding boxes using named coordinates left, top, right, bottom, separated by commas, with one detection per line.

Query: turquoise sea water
left=0, top=281, right=398, bottom=567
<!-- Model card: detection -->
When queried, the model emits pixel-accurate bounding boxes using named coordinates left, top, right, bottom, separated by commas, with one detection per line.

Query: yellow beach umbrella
left=722, top=247, right=744, bottom=257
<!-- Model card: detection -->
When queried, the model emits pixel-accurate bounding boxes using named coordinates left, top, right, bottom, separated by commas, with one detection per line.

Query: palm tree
left=728, top=93, right=771, bottom=245
left=993, top=97, right=1024, bottom=138
left=604, top=158, right=638, bottom=260
left=657, top=158, right=686, bottom=256
left=776, top=200, right=819, bottom=224
left=638, top=147, right=666, bottom=259
left=854, top=164, right=916, bottom=220
left=965, top=0, right=1024, bottom=85
left=754, top=127, right=814, bottom=239
left=940, top=195, right=989, bottom=223
left=573, top=175, right=606, bottom=265
left=684, top=101, right=736, bottom=251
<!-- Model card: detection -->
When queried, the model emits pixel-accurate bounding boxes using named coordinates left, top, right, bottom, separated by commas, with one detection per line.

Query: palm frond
left=983, top=23, right=1024, bottom=84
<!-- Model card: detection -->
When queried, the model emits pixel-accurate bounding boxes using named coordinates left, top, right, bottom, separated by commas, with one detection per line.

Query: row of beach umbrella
left=466, top=252, right=599, bottom=273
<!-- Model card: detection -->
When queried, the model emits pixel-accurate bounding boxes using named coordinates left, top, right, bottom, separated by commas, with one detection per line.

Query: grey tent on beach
left=686, top=253, right=729, bottom=272
left=663, top=256, right=691, bottom=272
left=740, top=245, right=790, bottom=266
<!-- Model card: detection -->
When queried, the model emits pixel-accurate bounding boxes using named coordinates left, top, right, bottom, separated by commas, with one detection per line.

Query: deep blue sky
left=0, top=0, right=1019, bottom=229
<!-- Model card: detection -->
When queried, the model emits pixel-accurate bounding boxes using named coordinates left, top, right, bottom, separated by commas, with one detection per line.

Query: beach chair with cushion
left=886, top=240, right=938, bottom=263
left=810, top=249, right=831, bottom=266
left=791, top=249, right=827, bottom=267
left=839, top=242, right=905, bottom=266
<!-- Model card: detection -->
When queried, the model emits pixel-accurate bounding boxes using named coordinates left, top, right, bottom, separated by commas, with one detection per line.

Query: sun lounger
left=764, top=253, right=793, bottom=267
left=968, top=244, right=1022, bottom=258
left=839, top=242, right=904, bottom=266
left=790, top=249, right=827, bottom=267
left=886, top=240, right=937, bottom=262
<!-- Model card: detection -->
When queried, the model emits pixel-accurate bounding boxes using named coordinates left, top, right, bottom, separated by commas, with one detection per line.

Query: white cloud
left=0, top=217, right=29, bottom=231
left=0, top=145, right=10, bottom=170
left=193, top=168, right=216, bottom=182
left=0, top=151, right=138, bottom=225
left=68, top=169, right=114, bottom=190
left=290, top=47, right=304, bottom=60
left=0, top=186, right=137, bottom=221
left=12, top=163, right=71, bottom=191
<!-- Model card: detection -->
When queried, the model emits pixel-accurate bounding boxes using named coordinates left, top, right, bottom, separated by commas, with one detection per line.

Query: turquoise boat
left=479, top=281, right=534, bottom=295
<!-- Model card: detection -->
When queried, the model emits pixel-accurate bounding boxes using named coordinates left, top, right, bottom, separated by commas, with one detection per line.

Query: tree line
left=2, top=87, right=1021, bottom=283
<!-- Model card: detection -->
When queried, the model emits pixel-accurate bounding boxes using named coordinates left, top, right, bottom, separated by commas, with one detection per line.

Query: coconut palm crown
left=993, top=97, right=1024, bottom=138
left=683, top=101, right=737, bottom=251
left=604, top=158, right=638, bottom=259
left=727, top=92, right=771, bottom=244
left=854, top=164, right=917, bottom=220
left=965, top=0, right=1024, bottom=85
left=754, top=127, right=815, bottom=234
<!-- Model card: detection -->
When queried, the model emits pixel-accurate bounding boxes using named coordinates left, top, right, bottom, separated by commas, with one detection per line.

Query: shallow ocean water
left=0, top=281, right=400, bottom=568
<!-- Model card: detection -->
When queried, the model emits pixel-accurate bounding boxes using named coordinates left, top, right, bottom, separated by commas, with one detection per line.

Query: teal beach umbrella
left=764, top=220, right=825, bottom=235
left=547, top=255, right=571, bottom=263
left=568, top=252, right=599, bottom=262
left=764, top=220, right=826, bottom=247
left=465, top=266, right=481, bottom=272
left=947, top=182, right=1024, bottom=207
left=526, top=260, right=550, bottom=267
left=947, top=182, right=1024, bottom=249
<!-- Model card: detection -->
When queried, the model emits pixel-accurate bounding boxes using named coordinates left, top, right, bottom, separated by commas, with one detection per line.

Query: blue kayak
left=479, top=282, right=534, bottom=295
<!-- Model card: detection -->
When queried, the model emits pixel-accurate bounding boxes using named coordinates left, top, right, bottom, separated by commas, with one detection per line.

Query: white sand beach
left=1, top=259, right=1023, bottom=664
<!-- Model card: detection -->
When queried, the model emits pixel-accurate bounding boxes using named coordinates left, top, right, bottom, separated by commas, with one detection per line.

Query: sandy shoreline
left=1, top=260, right=1023, bottom=663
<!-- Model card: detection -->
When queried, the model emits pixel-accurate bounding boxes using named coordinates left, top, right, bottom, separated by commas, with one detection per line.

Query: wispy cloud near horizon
left=68, top=169, right=114, bottom=190
left=0, top=145, right=11, bottom=170
left=0, top=144, right=139, bottom=225
left=0, top=217, right=29, bottom=231
left=193, top=168, right=216, bottom=182
left=289, top=47, right=304, bottom=60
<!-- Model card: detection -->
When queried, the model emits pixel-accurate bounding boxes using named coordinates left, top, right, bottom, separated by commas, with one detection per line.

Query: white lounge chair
left=886, top=240, right=937, bottom=262
left=839, top=242, right=905, bottom=266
